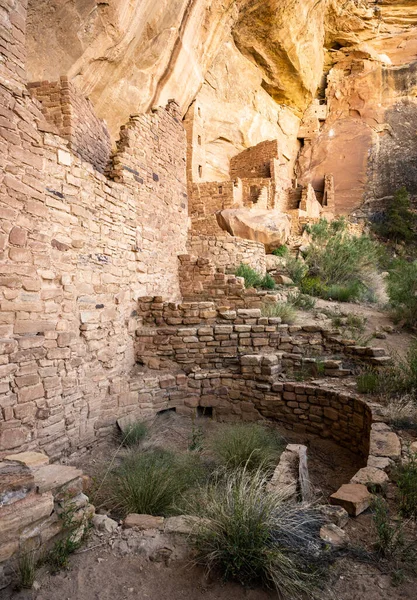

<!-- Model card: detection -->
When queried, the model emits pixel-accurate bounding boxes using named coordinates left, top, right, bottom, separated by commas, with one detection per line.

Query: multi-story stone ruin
left=1, top=0, right=416, bottom=585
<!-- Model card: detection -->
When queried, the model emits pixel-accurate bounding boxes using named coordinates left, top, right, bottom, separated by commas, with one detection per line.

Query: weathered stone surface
left=370, top=430, right=402, bottom=459
left=217, top=209, right=291, bottom=251
left=123, top=514, right=165, bottom=531
left=93, top=514, right=119, bottom=534
left=0, top=461, right=34, bottom=507
left=34, top=465, right=83, bottom=494
left=5, top=452, right=49, bottom=470
left=318, top=504, right=349, bottom=529
left=330, top=484, right=372, bottom=517
left=164, top=516, right=206, bottom=535
left=320, top=523, right=348, bottom=546
left=351, top=467, right=389, bottom=490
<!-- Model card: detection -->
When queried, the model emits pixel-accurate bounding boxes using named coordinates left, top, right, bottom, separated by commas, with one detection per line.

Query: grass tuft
left=17, top=551, right=37, bottom=589
left=261, top=302, right=296, bottom=324
left=191, top=468, right=324, bottom=598
left=210, top=423, right=283, bottom=473
left=121, top=420, right=148, bottom=447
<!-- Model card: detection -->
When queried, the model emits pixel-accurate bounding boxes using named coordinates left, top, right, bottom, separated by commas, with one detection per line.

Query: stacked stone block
left=187, top=235, right=266, bottom=275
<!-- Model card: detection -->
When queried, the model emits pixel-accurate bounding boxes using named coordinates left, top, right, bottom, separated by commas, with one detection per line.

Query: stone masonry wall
left=28, top=77, right=112, bottom=173
left=230, top=140, right=279, bottom=179
left=0, top=0, right=27, bottom=90
left=187, top=235, right=266, bottom=274
left=0, top=0, right=189, bottom=458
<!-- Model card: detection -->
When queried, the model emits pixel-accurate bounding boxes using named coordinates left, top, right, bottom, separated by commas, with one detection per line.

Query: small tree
left=376, top=187, right=417, bottom=243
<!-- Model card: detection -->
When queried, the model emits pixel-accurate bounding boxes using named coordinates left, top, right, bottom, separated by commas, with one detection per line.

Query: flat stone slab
left=5, top=452, right=49, bottom=469
left=123, top=514, right=165, bottom=530
left=370, top=430, right=401, bottom=458
left=351, top=466, right=389, bottom=490
left=34, top=464, right=83, bottom=494
left=164, top=515, right=205, bottom=535
left=320, top=523, right=348, bottom=546
left=330, top=483, right=372, bottom=517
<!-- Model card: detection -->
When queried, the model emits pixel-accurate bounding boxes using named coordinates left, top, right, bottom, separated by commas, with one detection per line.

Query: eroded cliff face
left=25, top=0, right=417, bottom=213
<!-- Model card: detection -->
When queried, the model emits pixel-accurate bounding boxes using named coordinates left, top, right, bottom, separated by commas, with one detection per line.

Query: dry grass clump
left=261, top=302, right=296, bottom=324
left=190, top=468, right=324, bottom=599
left=210, top=423, right=283, bottom=473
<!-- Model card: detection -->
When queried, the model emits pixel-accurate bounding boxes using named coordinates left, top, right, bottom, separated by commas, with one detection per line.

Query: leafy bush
left=192, top=469, right=323, bottom=598
left=122, top=421, right=147, bottom=447
left=272, top=245, right=289, bottom=257
left=373, top=187, right=417, bottom=244
left=323, top=281, right=363, bottom=303
left=372, top=496, right=404, bottom=557
left=285, top=256, right=308, bottom=285
left=287, top=291, right=316, bottom=310
left=303, top=218, right=380, bottom=298
left=260, top=273, right=276, bottom=290
left=107, top=449, right=205, bottom=517
left=235, top=264, right=262, bottom=288
left=210, top=423, right=283, bottom=472
left=235, top=265, right=276, bottom=290
left=300, top=276, right=328, bottom=298
left=261, top=302, right=296, bottom=324
left=387, top=259, right=417, bottom=328
left=357, top=369, right=380, bottom=394
left=396, top=451, right=417, bottom=518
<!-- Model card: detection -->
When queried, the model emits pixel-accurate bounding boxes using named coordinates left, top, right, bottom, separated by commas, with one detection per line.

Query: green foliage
left=381, top=342, right=417, bottom=397
left=387, top=259, right=417, bottom=328
left=47, top=495, right=88, bottom=573
left=122, top=420, right=148, bottom=447
left=285, top=256, right=308, bottom=285
left=235, top=264, right=262, bottom=288
left=357, top=369, right=380, bottom=394
left=287, top=291, right=316, bottom=310
left=372, top=496, right=404, bottom=557
left=272, top=245, right=288, bottom=257
left=303, top=218, right=380, bottom=300
left=191, top=469, right=323, bottom=598
left=260, top=273, right=276, bottom=290
left=261, top=302, right=297, bottom=324
left=189, top=424, right=204, bottom=452
left=17, top=551, right=37, bottom=589
left=374, top=187, right=417, bottom=244
left=396, top=451, right=417, bottom=518
left=300, top=276, right=328, bottom=298
left=107, top=449, right=205, bottom=517
left=210, top=423, right=283, bottom=473
left=323, top=281, right=363, bottom=302
left=235, top=265, right=275, bottom=290
left=48, top=536, right=81, bottom=573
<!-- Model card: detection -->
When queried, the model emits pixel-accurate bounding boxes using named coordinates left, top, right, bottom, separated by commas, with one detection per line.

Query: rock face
left=217, top=209, right=291, bottom=251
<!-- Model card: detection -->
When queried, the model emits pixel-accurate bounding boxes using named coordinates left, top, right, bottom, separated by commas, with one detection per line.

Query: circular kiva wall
left=188, top=373, right=372, bottom=460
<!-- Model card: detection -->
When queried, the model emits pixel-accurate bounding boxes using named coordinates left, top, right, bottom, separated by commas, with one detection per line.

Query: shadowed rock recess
left=0, top=0, right=416, bottom=590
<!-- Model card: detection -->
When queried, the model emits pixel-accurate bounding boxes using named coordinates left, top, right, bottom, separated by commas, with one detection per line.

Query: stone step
left=330, top=483, right=372, bottom=516
left=34, top=464, right=83, bottom=495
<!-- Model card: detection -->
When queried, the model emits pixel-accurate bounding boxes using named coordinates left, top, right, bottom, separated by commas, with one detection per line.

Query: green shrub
left=323, top=281, right=363, bottom=303
left=261, top=302, right=296, bottom=324
left=235, top=264, right=262, bottom=288
left=122, top=421, right=147, bottom=447
left=300, top=276, right=328, bottom=298
left=191, top=469, right=323, bottom=598
left=372, top=496, right=404, bottom=557
left=260, top=273, right=276, bottom=290
left=396, top=451, right=417, bottom=518
left=380, top=342, right=417, bottom=397
left=272, top=245, right=288, bottom=257
left=383, top=395, right=417, bottom=430
left=287, top=291, right=316, bottom=310
left=285, top=256, right=308, bottom=285
left=304, top=218, right=380, bottom=294
left=387, top=259, right=417, bottom=328
left=106, top=449, right=204, bottom=517
left=48, top=536, right=81, bottom=573
left=357, top=370, right=380, bottom=394
left=210, top=423, right=283, bottom=472
left=374, top=187, right=417, bottom=244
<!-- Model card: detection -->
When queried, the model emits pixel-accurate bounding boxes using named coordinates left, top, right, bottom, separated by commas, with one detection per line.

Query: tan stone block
left=5, top=452, right=49, bottom=469
left=9, top=226, right=27, bottom=247
left=17, top=383, right=44, bottom=403
left=123, top=514, right=164, bottom=530
left=330, top=484, right=371, bottom=517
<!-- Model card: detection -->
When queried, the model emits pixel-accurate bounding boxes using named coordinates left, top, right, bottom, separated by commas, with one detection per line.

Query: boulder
left=369, top=430, right=401, bottom=459
left=318, top=504, right=349, bottom=528
left=330, top=483, right=372, bottom=517
left=92, top=514, right=119, bottom=533
left=217, top=209, right=291, bottom=251
left=273, top=274, right=294, bottom=286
